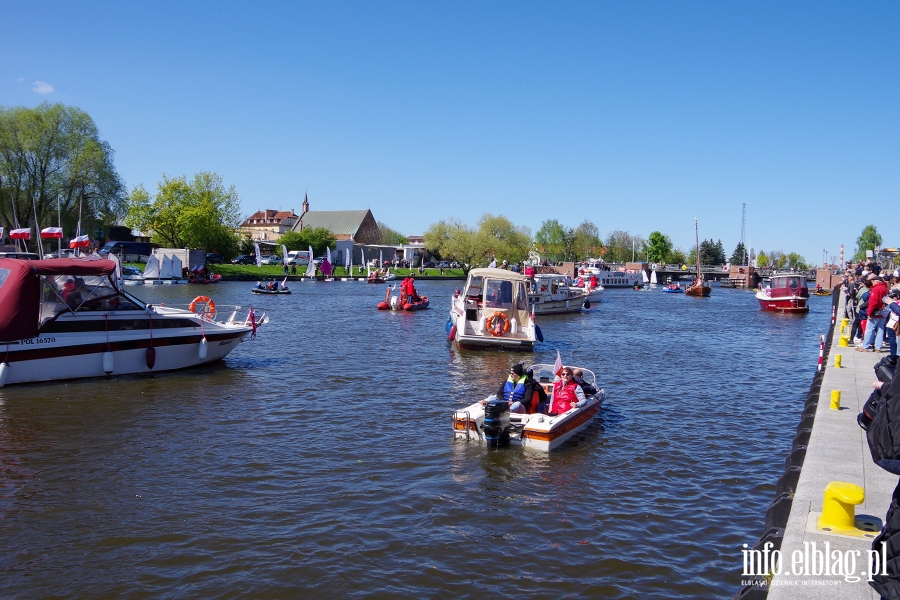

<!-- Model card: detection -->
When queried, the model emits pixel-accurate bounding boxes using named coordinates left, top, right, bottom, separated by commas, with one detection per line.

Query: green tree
left=534, top=219, right=568, bottom=261
left=855, top=225, right=882, bottom=262
left=785, top=252, right=808, bottom=270
left=646, top=231, right=673, bottom=264
left=730, top=242, right=747, bottom=265
left=670, top=247, right=687, bottom=265
left=423, top=218, right=483, bottom=273
left=377, top=221, right=408, bottom=245
left=756, top=250, right=769, bottom=268
left=0, top=102, right=125, bottom=246
left=571, top=220, right=603, bottom=260
left=125, top=172, right=241, bottom=256
left=476, top=214, right=532, bottom=265
left=604, top=230, right=642, bottom=263
left=277, top=228, right=337, bottom=256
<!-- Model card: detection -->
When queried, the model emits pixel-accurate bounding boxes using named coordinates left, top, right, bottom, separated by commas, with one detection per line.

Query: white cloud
left=32, top=81, right=54, bottom=94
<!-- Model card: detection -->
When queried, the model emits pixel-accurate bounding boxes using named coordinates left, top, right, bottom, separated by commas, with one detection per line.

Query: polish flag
left=553, top=350, right=563, bottom=377
left=69, top=234, right=90, bottom=248
left=10, top=228, right=31, bottom=240
left=40, top=227, right=63, bottom=239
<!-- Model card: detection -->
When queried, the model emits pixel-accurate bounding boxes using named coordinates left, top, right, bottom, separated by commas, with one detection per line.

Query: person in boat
left=572, top=369, right=598, bottom=396
left=407, top=276, right=421, bottom=303
left=483, top=363, right=544, bottom=415
left=61, top=278, right=76, bottom=301
left=66, top=278, right=86, bottom=310
left=548, top=367, right=587, bottom=415
left=267, top=281, right=277, bottom=291
left=815, top=283, right=823, bottom=293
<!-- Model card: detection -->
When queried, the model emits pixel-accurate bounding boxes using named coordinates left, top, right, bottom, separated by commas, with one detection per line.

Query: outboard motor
left=858, top=355, right=898, bottom=431
left=482, top=395, right=511, bottom=448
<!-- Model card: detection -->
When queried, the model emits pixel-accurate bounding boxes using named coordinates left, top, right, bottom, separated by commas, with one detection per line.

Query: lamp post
left=823, top=249, right=826, bottom=269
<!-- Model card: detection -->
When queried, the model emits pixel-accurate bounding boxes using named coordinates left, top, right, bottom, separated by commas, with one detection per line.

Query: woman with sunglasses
left=550, top=367, right=586, bottom=415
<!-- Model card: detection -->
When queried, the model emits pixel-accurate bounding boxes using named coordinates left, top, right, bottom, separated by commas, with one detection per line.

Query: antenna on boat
left=31, top=192, right=42, bottom=259
left=9, top=190, right=21, bottom=252
left=57, top=195, right=62, bottom=256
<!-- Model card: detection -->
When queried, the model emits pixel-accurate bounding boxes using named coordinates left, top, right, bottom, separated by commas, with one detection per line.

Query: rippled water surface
left=0, top=280, right=833, bottom=598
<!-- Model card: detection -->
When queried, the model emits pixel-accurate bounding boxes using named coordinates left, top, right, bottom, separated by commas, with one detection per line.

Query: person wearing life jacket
left=549, top=367, right=586, bottom=415
left=493, top=363, right=529, bottom=414
left=407, top=276, right=420, bottom=303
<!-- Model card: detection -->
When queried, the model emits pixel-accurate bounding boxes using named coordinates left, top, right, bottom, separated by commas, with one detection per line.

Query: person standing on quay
left=858, top=275, right=888, bottom=352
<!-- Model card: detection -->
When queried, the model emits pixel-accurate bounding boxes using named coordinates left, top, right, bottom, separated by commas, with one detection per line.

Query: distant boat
left=650, top=270, right=658, bottom=287
left=685, top=219, right=711, bottom=297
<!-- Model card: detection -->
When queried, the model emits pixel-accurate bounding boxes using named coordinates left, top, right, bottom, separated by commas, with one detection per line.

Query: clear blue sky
left=2, top=1, right=897, bottom=264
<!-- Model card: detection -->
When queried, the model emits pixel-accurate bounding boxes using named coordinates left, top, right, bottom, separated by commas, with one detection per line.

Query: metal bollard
left=830, top=390, right=841, bottom=410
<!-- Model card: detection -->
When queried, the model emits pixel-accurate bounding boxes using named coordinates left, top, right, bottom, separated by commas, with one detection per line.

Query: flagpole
left=9, top=191, right=20, bottom=252
left=57, top=195, right=62, bottom=255
left=31, top=192, right=41, bottom=258
left=76, top=193, right=83, bottom=257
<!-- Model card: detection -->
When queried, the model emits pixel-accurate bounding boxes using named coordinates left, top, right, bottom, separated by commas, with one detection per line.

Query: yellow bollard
left=841, top=317, right=849, bottom=329
left=839, top=335, right=850, bottom=347
left=830, top=390, right=841, bottom=410
left=818, top=482, right=865, bottom=532
left=835, top=354, right=842, bottom=368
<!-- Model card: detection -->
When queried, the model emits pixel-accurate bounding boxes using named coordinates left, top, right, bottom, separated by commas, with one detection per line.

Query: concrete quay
left=758, top=294, right=898, bottom=599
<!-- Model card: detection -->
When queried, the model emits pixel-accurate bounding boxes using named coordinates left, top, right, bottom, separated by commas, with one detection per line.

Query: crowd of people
left=842, top=261, right=900, bottom=354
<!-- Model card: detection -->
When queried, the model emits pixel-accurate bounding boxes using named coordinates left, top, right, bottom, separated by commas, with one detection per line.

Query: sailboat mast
left=695, top=218, right=700, bottom=280
left=57, top=195, right=62, bottom=255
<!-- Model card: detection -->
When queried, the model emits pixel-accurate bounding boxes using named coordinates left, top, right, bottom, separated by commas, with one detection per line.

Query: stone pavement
left=767, top=300, right=899, bottom=599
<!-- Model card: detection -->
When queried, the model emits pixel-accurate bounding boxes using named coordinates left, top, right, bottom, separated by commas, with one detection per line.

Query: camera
left=858, top=355, right=898, bottom=431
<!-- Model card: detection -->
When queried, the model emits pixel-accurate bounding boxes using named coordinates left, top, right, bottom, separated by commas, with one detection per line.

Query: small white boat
left=528, top=274, right=589, bottom=314
left=580, top=263, right=642, bottom=288
left=449, top=268, right=538, bottom=351
left=0, top=257, right=266, bottom=387
left=451, top=363, right=605, bottom=451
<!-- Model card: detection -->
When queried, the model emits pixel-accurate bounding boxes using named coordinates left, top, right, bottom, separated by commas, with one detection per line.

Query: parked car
left=450, top=261, right=461, bottom=268
left=44, top=249, right=76, bottom=259
left=206, top=252, right=224, bottom=264
left=261, top=255, right=283, bottom=265
left=286, top=250, right=311, bottom=266
left=0, top=252, right=40, bottom=260
left=424, top=261, right=436, bottom=268
left=436, top=261, right=451, bottom=269
left=231, top=255, right=256, bottom=265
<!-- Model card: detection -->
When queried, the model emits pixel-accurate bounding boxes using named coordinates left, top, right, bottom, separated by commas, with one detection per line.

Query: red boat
left=189, top=273, right=222, bottom=284
left=756, top=274, right=809, bottom=313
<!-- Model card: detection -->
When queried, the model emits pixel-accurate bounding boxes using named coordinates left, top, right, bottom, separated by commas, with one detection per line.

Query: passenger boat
left=579, top=263, right=641, bottom=288
left=448, top=268, right=538, bottom=351
left=451, top=363, right=605, bottom=451
left=756, top=274, right=809, bottom=313
left=0, top=257, right=266, bottom=387
left=528, top=274, right=591, bottom=314
left=572, top=273, right=604, bottom=304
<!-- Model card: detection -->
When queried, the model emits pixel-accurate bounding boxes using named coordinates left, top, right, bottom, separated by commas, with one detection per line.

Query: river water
left=0, top=279, right=833, bottom=598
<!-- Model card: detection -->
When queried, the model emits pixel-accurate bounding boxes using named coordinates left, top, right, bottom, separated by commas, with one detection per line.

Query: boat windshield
left=40, top=274, right=143, bottom=324
left=485, top=279, right=513, bottom=308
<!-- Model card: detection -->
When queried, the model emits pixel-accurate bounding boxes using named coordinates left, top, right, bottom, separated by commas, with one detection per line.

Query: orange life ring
left=486, top=312, right=510, bottom=337
left=189, top=295, right=216, bottom=319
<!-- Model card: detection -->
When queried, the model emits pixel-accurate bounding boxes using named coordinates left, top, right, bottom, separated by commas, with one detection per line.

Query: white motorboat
left=580, top=263, right=642, bottom=288
left=0, top=257, right=266, bottom=387
left=451, top=363, right=605, bottom=451
left=448, top=268, right=538, bottom=351
left=528, top=274, right=590, bottom=314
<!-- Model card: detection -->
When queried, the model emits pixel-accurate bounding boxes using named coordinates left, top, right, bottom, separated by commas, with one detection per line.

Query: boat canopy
left=463, top=268, right=531, bottom=325
left=0, top=258, right=118, bottom=342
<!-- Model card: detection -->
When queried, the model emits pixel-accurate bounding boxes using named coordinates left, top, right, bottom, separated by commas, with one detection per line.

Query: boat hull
left=756, top=293, right=809, bottom=313
left=251, top=288, right=291, bottom=294
left=1, top=329, right=247, bottom=386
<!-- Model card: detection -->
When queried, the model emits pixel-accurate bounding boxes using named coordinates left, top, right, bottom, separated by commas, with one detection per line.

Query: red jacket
left=551, top=380, right=579, bottom=413
left=870, top=281, right=888, bottom=317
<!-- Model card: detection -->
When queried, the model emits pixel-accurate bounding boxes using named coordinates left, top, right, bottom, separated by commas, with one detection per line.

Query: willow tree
left=424, top=213, right=531, bottom=272
left=125, top=172, right=241, bottom=255
left=0, top=102, right=125, bottom=239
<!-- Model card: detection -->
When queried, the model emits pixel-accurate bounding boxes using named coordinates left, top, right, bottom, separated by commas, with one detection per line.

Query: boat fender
left=448, top=324, right=457, bottom=342
left=510, top=318, right=518, bottom=334
left=0, top=362, right=9, bottom=387
left=146, top=346, right=156, bottom=369
left=479, top=315, right=486, bottom=333
left=103, top=349, right=114, bottom=374
left=446, top=318, right=452, bottom=333
left=199, top=336, right=208, bottom=360
left=535, top=325, right=544, bottom=343
left=583, top=299, right=591, bottom=309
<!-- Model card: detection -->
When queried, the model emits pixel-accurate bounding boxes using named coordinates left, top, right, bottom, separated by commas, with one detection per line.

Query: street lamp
left=823, top=249, right=826, bottom=269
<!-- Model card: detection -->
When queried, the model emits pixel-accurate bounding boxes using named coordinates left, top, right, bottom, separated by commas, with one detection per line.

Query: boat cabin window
left=485, top=280, right=513, bottom=308
left=466, top=276, right=484, bottom=301
left=40, top=274, right=141, bottom=323
left=0, top=268, right=10, bottom=289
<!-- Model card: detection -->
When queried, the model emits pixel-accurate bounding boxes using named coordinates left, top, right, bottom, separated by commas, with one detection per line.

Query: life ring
left=189, top=295, right=216, bottom=319
left=485, top=312, right=510, bottom=337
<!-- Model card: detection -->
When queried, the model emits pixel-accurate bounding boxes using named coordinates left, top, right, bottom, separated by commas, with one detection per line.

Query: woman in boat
left=549, top=367, right=586, bottom=415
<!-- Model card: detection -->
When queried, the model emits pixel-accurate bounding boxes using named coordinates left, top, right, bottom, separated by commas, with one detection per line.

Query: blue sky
left=2, top=1, right=897, bottom=264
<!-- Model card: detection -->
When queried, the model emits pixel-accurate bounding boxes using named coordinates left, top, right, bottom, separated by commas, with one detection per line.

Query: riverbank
left=742, top=292, right=897, bottom=599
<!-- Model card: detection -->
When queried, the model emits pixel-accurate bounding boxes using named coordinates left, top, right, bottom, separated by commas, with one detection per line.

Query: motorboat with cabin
left=0, top=257, right=266, bottom=387
left=528, top=273, right=593, bottom=314
left=756, top=274, right=809, bottom=313
left=451, top=363, right=605, bottom=451
left=448, top=268, right=538, bottom=350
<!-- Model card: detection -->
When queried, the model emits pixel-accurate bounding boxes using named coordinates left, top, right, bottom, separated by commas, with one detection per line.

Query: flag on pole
left=254, top=242, right=262, bottom=267
left=40, top=227, right=63, bottom=239
left=282, top=244, right=289, bottom=267
left=345, top=248, right=350, bottom=272
left=69, top=234, right=90, bottom=248
left=360, top=247, right=365, bottom=276
left=553, top=350, right=563, bottom=377
left=10, top=228, right=31, bottom=240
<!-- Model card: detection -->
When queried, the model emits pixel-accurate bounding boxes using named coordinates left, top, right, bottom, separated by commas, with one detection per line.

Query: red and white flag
left=69, top=234, right=90, bottom=248
left=553, top=350, right=563, bottom=377
left=40, top=226, right=63, bottom=239
left=10, top=228, right=30, bottom=240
